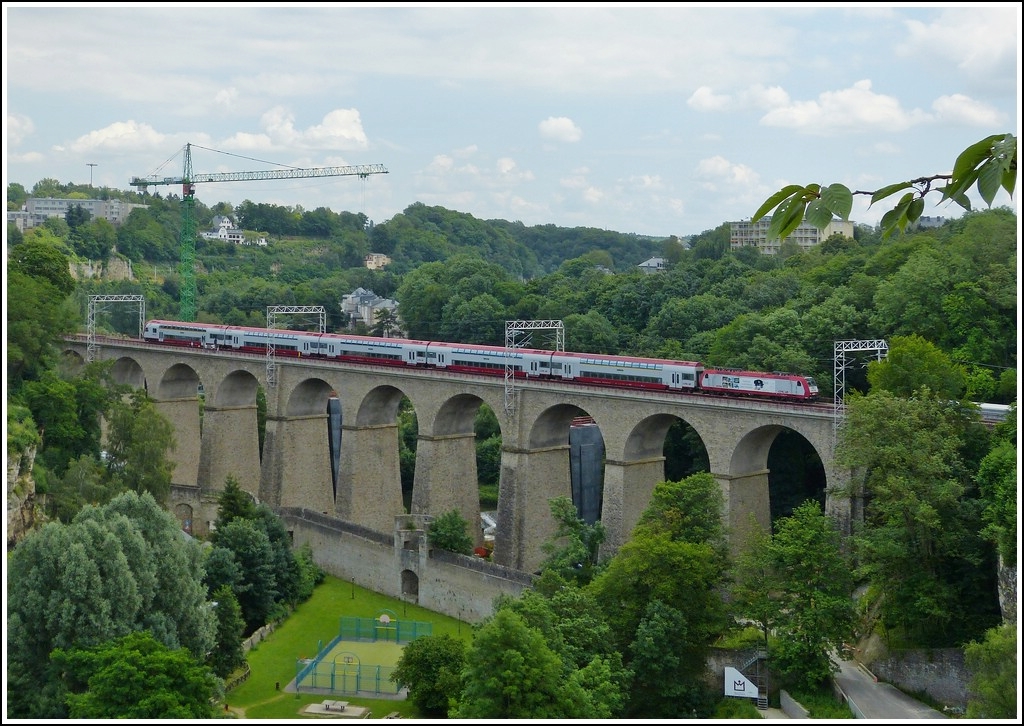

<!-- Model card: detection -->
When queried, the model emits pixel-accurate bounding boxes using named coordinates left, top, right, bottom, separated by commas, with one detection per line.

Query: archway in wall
left=727, top=425, right=827, bottom=549
left=153, top=362, right=203, bottom=491
left=767, top=429, right=826, bottom=525
left=412, top=393, right=500, bottom=550
left=620, top=413, right=710, bottom=542
left=174, top=503, right=194, bottom=535
left=341, top=384, right=413, bottom=533
left=110, top=355, right=147, bottom=389
left=203, top=368, right=263, bottom=498
left=400, top=569, right=419, bottom=601
left=279, top=377, right=342, bottom=514
left=663, top=417, right=711, bottom=483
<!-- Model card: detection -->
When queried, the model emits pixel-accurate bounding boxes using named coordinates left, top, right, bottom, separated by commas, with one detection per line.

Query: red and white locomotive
left=142, top=320, right=819, bottom=402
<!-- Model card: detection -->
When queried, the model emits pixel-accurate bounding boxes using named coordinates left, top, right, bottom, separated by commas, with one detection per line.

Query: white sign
left=724, top=666, right=759, bottom=699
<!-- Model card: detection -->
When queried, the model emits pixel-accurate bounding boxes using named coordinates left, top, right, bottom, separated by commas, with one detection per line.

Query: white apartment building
left=201, top=216, right=267, bottom=246
left=730, top=217, right=855, bottom=255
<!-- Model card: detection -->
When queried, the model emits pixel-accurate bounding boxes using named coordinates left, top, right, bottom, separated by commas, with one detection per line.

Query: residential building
left=201, top=216, right=267, bottom=246
left=340, top=287, right=400, bottom=333
left=8, top=197, right=147, bottom=231
left=638, top=256, right=667, bottom=273
left=730, top=217, right=855, bottom=255
left=364, top=253, right=391, bottom=270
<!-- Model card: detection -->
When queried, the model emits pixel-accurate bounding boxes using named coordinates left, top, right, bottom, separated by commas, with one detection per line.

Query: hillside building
left=730, top=217, right=855, bottom=255
left=364, top=253, right=391, bottom=270
left=201, top=216, right=267, bottom=246
left=341, top=288, right=400, bottom=332
left=8, top=197, right=147, bottom=231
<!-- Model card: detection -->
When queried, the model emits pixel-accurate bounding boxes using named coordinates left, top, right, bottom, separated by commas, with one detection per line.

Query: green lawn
left=222, top=575, right=474, bottom=719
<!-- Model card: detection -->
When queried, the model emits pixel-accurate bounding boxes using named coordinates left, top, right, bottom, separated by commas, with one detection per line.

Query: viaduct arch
left=64, top=338, right=854, bottom=577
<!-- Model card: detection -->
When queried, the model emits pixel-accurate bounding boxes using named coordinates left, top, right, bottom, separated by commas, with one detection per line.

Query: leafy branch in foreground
left=753, top=133, right=1016, bottom=240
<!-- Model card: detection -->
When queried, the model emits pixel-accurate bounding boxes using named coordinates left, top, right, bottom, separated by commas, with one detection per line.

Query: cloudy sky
left=4, top=3, right=1020, bottom=237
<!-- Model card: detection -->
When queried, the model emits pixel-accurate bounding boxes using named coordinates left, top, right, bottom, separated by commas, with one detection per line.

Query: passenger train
left=142, top=319, right=820, bottom=402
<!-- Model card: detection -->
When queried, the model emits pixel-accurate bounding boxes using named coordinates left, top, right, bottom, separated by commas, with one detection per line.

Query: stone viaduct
left=64, top=337, right=855, bottom=617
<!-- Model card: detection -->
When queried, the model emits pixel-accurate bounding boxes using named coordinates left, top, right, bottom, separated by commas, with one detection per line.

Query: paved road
left=832, top=657, right=947, bottom=720
left=758, top=657, right=948, bottom=720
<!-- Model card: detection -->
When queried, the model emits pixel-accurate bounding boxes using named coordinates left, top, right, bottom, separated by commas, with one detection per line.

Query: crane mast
left=131, top=143, right=388, bottom=322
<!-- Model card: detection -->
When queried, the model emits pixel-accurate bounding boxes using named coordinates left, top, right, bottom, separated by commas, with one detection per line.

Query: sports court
left=291, top=611, right=432, bottom=698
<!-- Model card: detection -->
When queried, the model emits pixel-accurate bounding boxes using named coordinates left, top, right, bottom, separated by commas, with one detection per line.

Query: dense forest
left=6, top=177, right=1018, bottom=718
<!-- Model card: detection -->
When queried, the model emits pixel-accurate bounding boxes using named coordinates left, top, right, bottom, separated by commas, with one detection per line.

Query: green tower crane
left=130, top=143, right=388, bottom=322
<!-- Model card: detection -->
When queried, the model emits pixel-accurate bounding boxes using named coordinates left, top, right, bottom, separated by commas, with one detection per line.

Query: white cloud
left=539, top=116, right=582, bottom=143
left=695, top=155, right=759, bottom=187
left=560, top=171, right=590, bottom=190
left=65, top=120, right=167, bottom=153
left=9, top=150, right=44, bottom=164
left=738, top=84, right=790, bottom=110
left=898, top=7, right=1020, bottom=79
left=759, top=80, right=930, bottom=135
left=582, top=186, right=604, bottom=204
left=219, top=107, right=368, bottom=152
left=6, top=113, right=35, bottom=146
left=930, top=94, right=1006, bottom=127
left=219, top=132, right=274, bottom=152
left=687, top=86, right=730, bottom=112
left=427, top=154, right=455, bottom=173
left=214, top=87, right=240, bottom=111
left=631, top=174, right=664, bottom=191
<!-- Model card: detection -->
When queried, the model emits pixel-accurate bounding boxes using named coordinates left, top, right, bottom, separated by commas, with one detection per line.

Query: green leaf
left=951, top=134, right=1003, bottom=183
left=752, top=185, right=804, bottom=224
left=907, top=198, right=925, bottom=224
left=977, top=158, right=1004, bottom=206
left=871, top=182, right=913, bottom=206
left=948, top=189, right=973, bottom=213
left=940, top=167, right=980, bottom=203
left=805, top=198, right=834, bottom=229
left=1001, top=163, right=1016, bottom=198
left=768, top=194, right=807, bottom=241
left=820, top=183, right=853, bottom=220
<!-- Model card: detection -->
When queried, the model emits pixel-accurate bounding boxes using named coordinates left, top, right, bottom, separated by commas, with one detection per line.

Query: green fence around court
left=338, top=616, right=432, bottom=643
left=296, top=657, right=402, bottom=696
left=294, top=616, right=433, bottom=696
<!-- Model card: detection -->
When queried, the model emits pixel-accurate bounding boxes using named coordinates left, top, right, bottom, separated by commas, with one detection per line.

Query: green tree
left=64, top=202, right=92, bottom=229
left=208, top=585, right=246, bottom=679
left=964, top=623, right=1017, bottom=719
left=8, top=237, right=76, bottom=296
left=763, top=501, right=855, bottom=691
left=214, top=474, right=258, bottom=530
left=866, top=334, right=965, bottom=400
left=390, top=634, right=466, bottom=716
left=729, top=521, right=777, bottom=650
left=6, top=491, right=216, bottom=718
left=52, top=631, right=220, bottom=718
left=628, top=600, right=718, bottom=717
left=214, top=517, right=278, bottom=633
left=6, top=270, right=78, bottom=385
left=427, top=509, right=474, bottom=555
left=104, top=391, right=177, bottom=503
left=588, top=473, right=730, bottom=660
left=838, top=391, right=1000, bottom=645
left=539, top=496, right=606, bottom=587
left=975, top=413, right=1017, bottom=563
left=371, top=307, right=399, bottom=337
left=455, top=608, right=589, bottom=718
left=8, top=180, right=28, bottom=208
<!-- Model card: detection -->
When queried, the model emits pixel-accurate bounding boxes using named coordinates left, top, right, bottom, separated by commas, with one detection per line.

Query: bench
left=322, top=699, right=348, bottom=712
